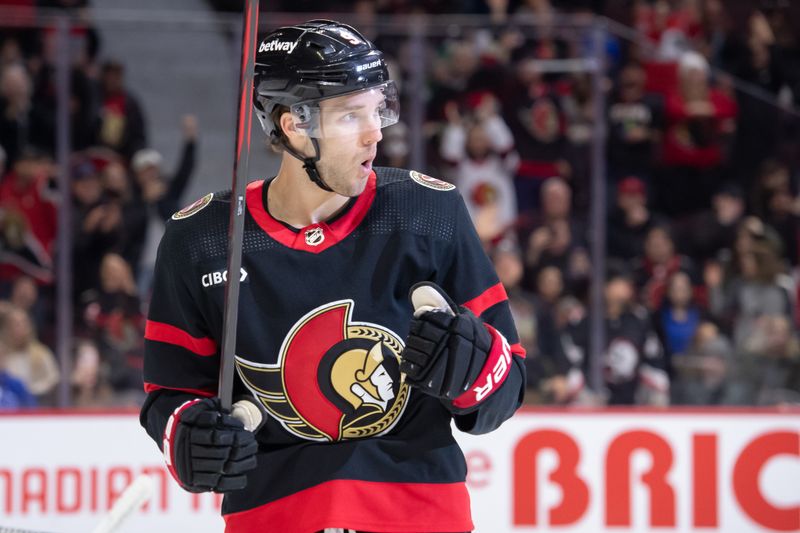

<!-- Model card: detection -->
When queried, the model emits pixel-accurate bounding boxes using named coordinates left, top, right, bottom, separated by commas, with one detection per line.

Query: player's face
left=315, top=90, right=384, bottom=197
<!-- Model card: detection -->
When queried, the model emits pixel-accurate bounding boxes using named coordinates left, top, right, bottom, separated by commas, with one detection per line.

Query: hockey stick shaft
left=219, top=0, right=260, bottom=412
left=91, top=474, right=154, bottom=533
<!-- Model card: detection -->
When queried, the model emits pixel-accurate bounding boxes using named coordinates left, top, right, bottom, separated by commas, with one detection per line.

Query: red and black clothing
left=140, top=167, right=526, bottom=533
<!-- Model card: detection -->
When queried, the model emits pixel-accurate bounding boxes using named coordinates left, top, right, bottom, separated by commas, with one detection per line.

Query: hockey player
left=139, top=20, right=526, bottom=533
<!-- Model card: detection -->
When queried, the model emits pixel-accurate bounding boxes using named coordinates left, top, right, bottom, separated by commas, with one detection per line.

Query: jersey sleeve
left=140, top=219, right=221, bottom=448
left=434, top=192, right=526, bottom=434
left=142, top=219, right=220, bottom=397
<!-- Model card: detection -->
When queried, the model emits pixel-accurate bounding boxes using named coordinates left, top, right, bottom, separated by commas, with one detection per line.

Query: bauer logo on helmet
left=356, top=60, right=382, bottom=73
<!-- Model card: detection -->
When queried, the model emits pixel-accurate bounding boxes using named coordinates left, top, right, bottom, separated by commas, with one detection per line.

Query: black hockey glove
left=400, top=283, right=493, bottom=402
left=164, top=397, right=258, bottom=493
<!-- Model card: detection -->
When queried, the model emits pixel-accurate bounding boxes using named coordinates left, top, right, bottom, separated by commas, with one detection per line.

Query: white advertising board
left=0, top=411, right=224, bottom=533
left=462, top=407, right=800, bottom=533
left=0, top=408, right=797, bottom=533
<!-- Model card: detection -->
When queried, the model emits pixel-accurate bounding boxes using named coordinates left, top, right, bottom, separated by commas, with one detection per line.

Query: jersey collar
left=246, top=171, right=376, bottom=253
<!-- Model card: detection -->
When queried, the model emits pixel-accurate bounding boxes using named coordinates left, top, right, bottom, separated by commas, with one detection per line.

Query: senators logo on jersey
left=409, top=170, right=455, bottom=191
left=171, top=193, right=214, bottom=220
left=235, top=300, right=410, bottom=442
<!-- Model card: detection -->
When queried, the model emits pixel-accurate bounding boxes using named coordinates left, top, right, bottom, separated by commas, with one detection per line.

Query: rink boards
left=0, top=407, right=798, bottom=533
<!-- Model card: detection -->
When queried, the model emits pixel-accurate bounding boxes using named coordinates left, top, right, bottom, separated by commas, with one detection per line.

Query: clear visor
left=290, top=81, right=399, bottom=139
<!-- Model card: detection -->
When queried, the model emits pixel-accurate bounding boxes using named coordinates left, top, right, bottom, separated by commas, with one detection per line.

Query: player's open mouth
left=360, top=159, right=373, bottom=172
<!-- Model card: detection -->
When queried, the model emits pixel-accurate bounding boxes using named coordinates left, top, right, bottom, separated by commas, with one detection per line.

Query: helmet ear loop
left=302, top=137, right=334, bottom=193
left=278, top=134, right=334, bottom=193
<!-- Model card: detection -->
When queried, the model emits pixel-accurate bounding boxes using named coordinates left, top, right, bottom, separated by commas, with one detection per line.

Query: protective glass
left=290, top=81, right=400, bottom=139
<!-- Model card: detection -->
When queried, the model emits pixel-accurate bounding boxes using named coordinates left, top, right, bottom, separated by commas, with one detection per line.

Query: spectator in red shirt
left=0, top=147, right=56, bottom=288
left=658, top=51, right=737, bottom=215
left=634, top=0, right=705, bottom=59
left=0, top=148, right=56, bottom=250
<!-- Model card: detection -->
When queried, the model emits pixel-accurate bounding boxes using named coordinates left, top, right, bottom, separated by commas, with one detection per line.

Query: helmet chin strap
left=276, top=134, right=334, bottom=193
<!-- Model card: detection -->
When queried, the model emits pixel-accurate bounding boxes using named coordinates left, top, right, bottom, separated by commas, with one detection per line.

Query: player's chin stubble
left=317, top=160, right=368, bottom=198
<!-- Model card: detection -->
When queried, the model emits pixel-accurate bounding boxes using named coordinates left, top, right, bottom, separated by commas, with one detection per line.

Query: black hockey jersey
left=139, top=167, right=526, bottom=533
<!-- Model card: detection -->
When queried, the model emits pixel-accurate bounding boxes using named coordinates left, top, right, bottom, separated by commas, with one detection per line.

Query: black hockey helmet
left=252, top=20, right=398, bottom=192
left=253, top=19, right=398, bottom=142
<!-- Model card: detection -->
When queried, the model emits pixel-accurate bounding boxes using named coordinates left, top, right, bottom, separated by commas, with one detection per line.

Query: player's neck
left=268, top=169, right=349, bottom=228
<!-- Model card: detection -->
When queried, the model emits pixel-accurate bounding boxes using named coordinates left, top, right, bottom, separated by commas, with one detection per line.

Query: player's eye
left=340, top=112, right=358, bottom=122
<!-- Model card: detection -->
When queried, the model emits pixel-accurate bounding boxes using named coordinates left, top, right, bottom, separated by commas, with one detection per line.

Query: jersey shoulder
left=159, top=189, right=233, bottom=264
left=375, top=166, right=457, bottom=195
left=366, top=167, right=466, bottom=241
left=373, top=166, right=462, bottom=210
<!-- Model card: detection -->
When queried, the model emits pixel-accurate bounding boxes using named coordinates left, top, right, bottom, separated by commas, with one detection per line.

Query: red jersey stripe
left=143, top=383, right=216, bottom=397
left=510, top=342, right=527, bottom=359
left=144, top=320, right=217, bottom=356
left=461, top=282, right=508, bottom=317
left=223, top=479, right=473, bottom=533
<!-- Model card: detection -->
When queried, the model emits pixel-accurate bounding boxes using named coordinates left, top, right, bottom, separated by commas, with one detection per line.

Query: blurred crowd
left=365, top=0, right=800, bottom=407
left=0, top=0, right=198, bottom=408
left=1, top=0, right=799, bottom=408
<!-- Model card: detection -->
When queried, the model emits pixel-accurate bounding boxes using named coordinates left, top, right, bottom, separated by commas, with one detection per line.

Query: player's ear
left=280, top=111, right=300, bottom=139
left=279, top=111, right=308, bottom=152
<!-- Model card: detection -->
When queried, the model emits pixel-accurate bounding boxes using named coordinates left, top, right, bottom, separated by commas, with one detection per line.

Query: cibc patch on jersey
left=234, top=300, right=410, bottom=442
left=409, top=170, right=455, bottom=191
left=172, top=193, right=214, bottom=220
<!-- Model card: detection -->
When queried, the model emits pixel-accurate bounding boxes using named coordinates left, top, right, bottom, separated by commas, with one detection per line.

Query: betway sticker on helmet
left=172, top=193, right=213, bottom=220
left=409, top=170, right=455, bottom=191
left=258, top=39, right=298, bottom=54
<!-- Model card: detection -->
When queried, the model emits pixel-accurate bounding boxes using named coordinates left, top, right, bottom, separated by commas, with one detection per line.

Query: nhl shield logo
left=234, top=300, right=410, bottom=442
left=305, top=226, right=325, bottom=246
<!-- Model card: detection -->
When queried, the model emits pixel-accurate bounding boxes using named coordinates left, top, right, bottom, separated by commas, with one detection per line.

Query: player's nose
left=361, top=125, right=383, bottom=146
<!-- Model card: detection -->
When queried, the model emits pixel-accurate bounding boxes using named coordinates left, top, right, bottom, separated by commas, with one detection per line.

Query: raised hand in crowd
left=182, top=113, right=198, bottom=141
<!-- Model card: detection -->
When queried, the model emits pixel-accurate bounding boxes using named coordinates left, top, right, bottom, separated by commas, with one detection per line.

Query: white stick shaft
left=91, top=474, right=153, bottom=533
